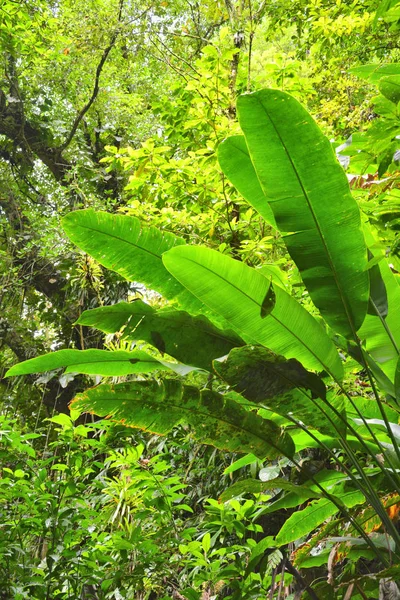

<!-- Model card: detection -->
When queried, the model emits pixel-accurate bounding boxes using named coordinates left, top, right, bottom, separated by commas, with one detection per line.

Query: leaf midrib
left=173, top=253, right=337, bottom=377
left=77, top=385, right=288, bottom=454
left=250, top=95, right=355, bottom=334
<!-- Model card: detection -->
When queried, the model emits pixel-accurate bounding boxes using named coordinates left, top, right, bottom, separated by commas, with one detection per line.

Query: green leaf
left=5, top=349, right=169, bottom=377
left=213, top=346, right=347, bottom=437
left=62, top=209, right=203, bottom=314
left=367, top=250, right=388, bottom=319
left=223, top=454, right=259, bottom=475
left=245, top=536, right=275, bottom=578
left=395, top=357, right=400, bottom=402
left=349, top=64, right=400, bottom=83
left=218, top=135, right=276, bottom=228
left=237, top=89, right=369, bottom=337
left=379, top=75, right=400, bottom=104
left=275, top=488, right=365, bottom=546
left=77, top=300, right=244, bottom=371
left=219, top=478, right=321, bottom=503
left=358, top=229, right=400, bottom=381
left=163, top=245, right=343, bottom=380
left=70, top=379, right=295, bottom=460
left=214, top=346, right=326, bottom=401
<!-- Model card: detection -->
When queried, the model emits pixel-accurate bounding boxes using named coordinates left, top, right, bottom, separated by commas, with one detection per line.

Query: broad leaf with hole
left=163, top=245, right=343, bottom=379
left=5, top=349, right=170, bottom=377
left=70, top=379, right=295, bottom=460
left=236, top=89, right=369, bottom=337
left=77, top=300, right=244, bottom=371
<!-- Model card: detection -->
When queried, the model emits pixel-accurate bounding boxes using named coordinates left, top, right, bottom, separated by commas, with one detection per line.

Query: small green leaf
left=275, top=488, right=365, bottom=546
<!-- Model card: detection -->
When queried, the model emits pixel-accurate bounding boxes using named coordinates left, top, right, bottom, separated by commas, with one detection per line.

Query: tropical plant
left=7, top=87, right=400, bottom=596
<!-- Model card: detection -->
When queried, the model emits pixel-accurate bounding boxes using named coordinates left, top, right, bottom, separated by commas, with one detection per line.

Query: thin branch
left=284, top=559, right=320, bottom=600
left=60, top=0, right=125, bottom=151
left=152, top=31, right=202, bottom=78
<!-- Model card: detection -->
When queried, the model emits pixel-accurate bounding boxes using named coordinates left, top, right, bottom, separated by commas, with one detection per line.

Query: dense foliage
left=2, top=0, right=400, bottom=598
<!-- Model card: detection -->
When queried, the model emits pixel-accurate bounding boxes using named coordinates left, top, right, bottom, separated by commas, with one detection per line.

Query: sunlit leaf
left=237, top=89, right=369, bottom=337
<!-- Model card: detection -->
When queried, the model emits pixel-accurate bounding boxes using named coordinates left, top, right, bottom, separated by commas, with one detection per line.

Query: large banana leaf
left=62, top=210, right=203, bottom=315
left=358, top=229, right=400, bottom=382
left=217, top=135, right=276, bottom=228
left=213, top=346, right=346, bottom=437
left=70, top=379, right=295, bottom=460
left=77, top=300, right=244, bottom=371
left=163, top=245, right=343, bottom=380
left=5, top=349, right=169, bottom=377
left=235, top=89, right=369, bottom=337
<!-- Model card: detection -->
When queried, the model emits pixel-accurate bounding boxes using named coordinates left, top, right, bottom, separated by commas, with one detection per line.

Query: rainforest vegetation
left=2, top=0, right=400, bottom=598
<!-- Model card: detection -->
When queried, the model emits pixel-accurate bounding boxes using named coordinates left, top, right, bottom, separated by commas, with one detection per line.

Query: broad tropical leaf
left=62, top=210, right=203, bottom=314
left=358, top=230, right=400, bottom=381
left=236, top=89, right=369, bottom=337
left=5, top=349, right=169, bottom=377
left=217, top=135, right=276, bottom=228
left=214, top=346, right=326, bottom=400
left=70, top=379, right=295, bottom=460
left=367, top=253, right=388, bottom=319
left=163, top=245, right=343, bottom=380
left=77, top=300, right=244, bottom=371
left=275, top=488, right=365, bottom=546
left=213, top=346, right=346, bottom=437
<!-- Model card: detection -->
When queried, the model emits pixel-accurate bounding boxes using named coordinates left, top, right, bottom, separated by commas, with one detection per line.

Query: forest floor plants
left=6, top=87, right=400, bottom=598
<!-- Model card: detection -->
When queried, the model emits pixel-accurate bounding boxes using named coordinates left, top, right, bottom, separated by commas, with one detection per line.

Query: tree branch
left=60, top=0, right=125, bottom=152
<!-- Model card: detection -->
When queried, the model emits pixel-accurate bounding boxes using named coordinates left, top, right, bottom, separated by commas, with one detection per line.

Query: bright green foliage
left=62, top=210, right=196, bottom=308
left=275, top=489, right=366, bottom=546
left=5, top=349, right=170, bottom=377
left=4, top=7, right=400, bottom=588
left=78, top=300, right=244, bottom=371
left=71, top=379, right=295, bottom=460
left=234, top=89, right=370, bottom=337
left=217, top=136, right=277, bottom=228
left=163, top=245, right=344, bottom=379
